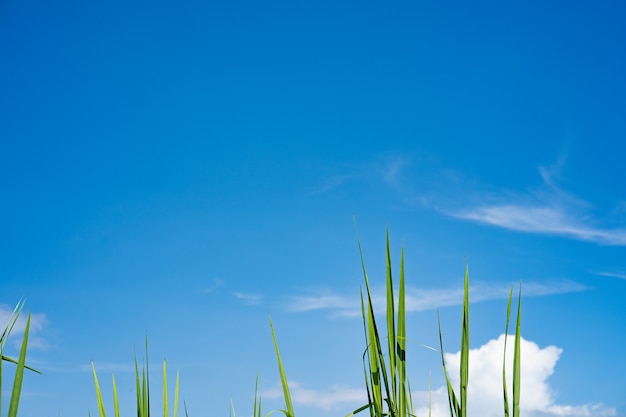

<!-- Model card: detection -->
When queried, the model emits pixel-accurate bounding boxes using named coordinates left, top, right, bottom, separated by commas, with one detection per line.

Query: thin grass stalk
left=113, top=374, right=120, bottom=417
left=7, top=312, right=30, bottom=417
left=513, top=284, right=522, bottom=417
left=135, top=353, right=141, bottom=417
left=459, top=265, right=469, bottom=417
left=397, top=247, right=407, bottom=417
left=91, top=363, right=107, bottom=417
left=503, top=288, right=513, bottom=417
left=358, top=289, right=376, bottom=417
left=269, top=318, right=295, bottom=417
left=0, top=300, right=25, bottom=417
left=164, top=359, right=168, bottom=417
left=437, top=309, right=459, bottom=417
left=385, top=230, right=398, bottom=416
left=174, top=370, right=180, bottom=417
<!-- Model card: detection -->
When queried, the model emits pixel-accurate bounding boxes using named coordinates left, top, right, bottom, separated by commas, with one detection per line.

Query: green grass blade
left=503, top=287, right=513, bottom=417
left=459, top=265, right=469, bottom=417
left=437, top=309, right=459, bottom=417
left=164, top=359, right=168, bottom=417
left=174, top=370, right=180, bottom=417
left=113, top=373, right=120, bottom=417
left=269, top=317, right=295, bottom=417
left=385, top=229, right=398, bottom=415
left=7, top=312, right=30, bottom=417
left=513, top=283, right=522, bottom=417
left=135, top=351, right=142, bottom=417
left=397, top=246, right=407, bottom=417
left=91, top=363, right=107, bottom=417
left=1, top=300, right=25, bottom=417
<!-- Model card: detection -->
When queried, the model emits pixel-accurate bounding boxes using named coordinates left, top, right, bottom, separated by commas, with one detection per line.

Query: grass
left=266, top=226, right=523, bottom=417
left=2, top=227, right=522, bottom=417
left=0, top=300, right=41, bottom=417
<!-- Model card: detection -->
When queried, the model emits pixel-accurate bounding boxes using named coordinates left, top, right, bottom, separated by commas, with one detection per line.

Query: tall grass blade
left=269, top=317, right=295, bottom=417
left=513, top=284, right=522, bottom=417
left=1, top=300, right=25, bottom=417
left=7, top=312, right=30, bottom=417
left=91, top=363, right=107, bottom=417
left=459, top=265, right=469, bottom=417
left=113, top=373, right=120, bottom=417
left=503, top=288, right=513, bottom=417
left=164, top=359, right=169, bottom=417
left=397, top=246, right=407, bottom=417
left=385, top=229, right=398, bottom=416
left=437, top=309, right=459, bottom=417
left=174, top=370, right=180, bottom=417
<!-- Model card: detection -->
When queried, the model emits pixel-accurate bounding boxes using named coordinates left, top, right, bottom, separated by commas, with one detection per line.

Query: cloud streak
left=283, top=281, right=585, bottom=317
left=447, top=165, right=626, bottom=246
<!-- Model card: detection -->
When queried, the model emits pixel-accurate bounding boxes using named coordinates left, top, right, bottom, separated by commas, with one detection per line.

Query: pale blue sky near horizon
left=1, top=1, right=625, bottom=417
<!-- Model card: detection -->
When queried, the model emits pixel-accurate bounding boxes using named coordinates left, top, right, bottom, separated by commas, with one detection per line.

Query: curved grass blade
left=91, top=363, right=107, bottom=417
left=437, top=309, right=459, bottom=417
left=269, top=317, right=295, bottom=417
left=513, top=283, right=522, bottom=417
left=8, top=312, right=30, bottom=417
left=113, top=373, right=120, bottom=417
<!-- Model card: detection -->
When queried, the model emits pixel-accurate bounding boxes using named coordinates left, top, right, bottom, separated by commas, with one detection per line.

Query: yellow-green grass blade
left=367, top=300, right=383, bottom=416
left=513, top=283, right=522, bottom=417
left=113, top=373, right=120, bottom=417
left=503, top=288, right=513, bottom=417
left=385, top=229, right=398, bottom=414
left=7, top=312, right=30, bottom=417
left=397, top=246, right=407, bottom=417
left=359, top=289, right=375, bottom=417
left=164, top=359, right=168, bottom=417
left=1, top=300, right=25, bottom=417
left=459, top=265, right=469, bottom=417
left=437, top=310, right=459, bottom=417
left=91, top=363, right=107, bottom=417
left=174, top=370, right=180, bottom=417
left=269, top=317, right=295, bottom=417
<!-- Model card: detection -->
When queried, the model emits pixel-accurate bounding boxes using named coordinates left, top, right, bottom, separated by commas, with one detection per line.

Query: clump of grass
left=268, top=226, right=522, bottom=417
left=0, top=300, right=41, bottom=417
left=86, top=226, right=521, bottom=417
left=91, top=337, right=181, bottom=417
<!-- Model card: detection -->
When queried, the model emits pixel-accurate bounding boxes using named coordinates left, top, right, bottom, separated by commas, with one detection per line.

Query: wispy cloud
left=234, top=292, right=263, bottom=305
left=283, top=281, right=585, bottom=317
left=447, top=164, right=626, bottom=246
left=308, top=154, right=410, bottom=196
left=591, top=271, right=626, bottom=281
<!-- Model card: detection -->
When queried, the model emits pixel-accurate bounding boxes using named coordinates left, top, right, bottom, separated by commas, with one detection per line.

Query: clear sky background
left=1, top=1, right=625, bottom=417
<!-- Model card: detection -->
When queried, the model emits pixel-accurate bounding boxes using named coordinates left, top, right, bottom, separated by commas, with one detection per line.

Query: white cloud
left=448, top=165, right=626, bottom=246
left=261, top=381, right=366, bottom=412
left=413, top=334, right=616, bottom=417
left=284, top=281, right=585, bottom=317
left=591, top=271, right=626, bottom=281
left=260, top=336, right=615, bottom=417
left=0, top=303, right=48, bottom=350
left=234, top=292, right=263, bottom=305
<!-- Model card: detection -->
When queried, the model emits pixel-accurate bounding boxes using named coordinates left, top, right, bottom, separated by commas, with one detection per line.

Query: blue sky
left=1, top=1, right=625, bottom=416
